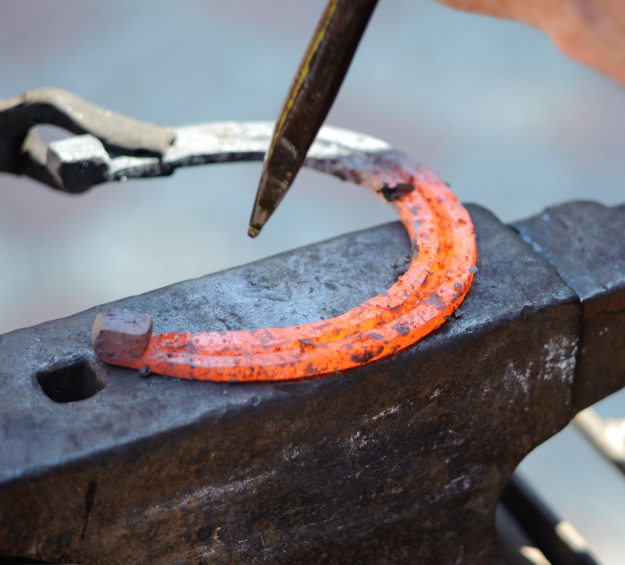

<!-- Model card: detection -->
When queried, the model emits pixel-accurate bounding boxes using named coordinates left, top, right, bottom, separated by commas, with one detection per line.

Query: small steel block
left=91, top=312, right=153, bottom=360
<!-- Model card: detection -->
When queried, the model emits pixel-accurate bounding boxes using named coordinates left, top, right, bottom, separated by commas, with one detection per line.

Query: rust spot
left=351, top=345, right=384, bottom=363
left=380, top=182, right=414, bottom=202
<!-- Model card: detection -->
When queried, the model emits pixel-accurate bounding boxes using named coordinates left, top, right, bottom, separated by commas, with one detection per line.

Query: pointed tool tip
left=248, top=190, right=271, bottom=239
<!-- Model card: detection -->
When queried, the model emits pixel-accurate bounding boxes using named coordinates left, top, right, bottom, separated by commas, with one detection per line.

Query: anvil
left=0, top=95, right=623, bottom=563
left=1, top=182, right=624, bottom=563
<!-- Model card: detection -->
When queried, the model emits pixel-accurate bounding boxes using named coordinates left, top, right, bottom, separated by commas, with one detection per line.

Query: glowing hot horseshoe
left=91, top=123, right=476, bottom=382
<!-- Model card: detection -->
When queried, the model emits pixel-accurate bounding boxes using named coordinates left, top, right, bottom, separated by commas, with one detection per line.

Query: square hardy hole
left=37, top=359, right=103, bottom=403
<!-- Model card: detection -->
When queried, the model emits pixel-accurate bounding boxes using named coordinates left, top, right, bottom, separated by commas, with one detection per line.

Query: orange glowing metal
left=91, top=124, right=476, bottom=382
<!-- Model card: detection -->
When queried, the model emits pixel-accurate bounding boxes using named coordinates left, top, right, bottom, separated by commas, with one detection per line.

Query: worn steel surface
left=0, top=204, right=581, bottom=564
left=514, top=201, right=625, bottom=412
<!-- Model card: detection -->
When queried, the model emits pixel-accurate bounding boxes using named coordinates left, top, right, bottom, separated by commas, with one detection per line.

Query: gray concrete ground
left=2, top=1, right=625, bottom=562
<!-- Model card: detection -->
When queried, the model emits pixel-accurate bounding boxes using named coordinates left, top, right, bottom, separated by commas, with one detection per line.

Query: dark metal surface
left=514, top=202, right=625, bottom=412
left=0, top=88, right=175, bottom=191
left=0, top=203, right=583, bottom=564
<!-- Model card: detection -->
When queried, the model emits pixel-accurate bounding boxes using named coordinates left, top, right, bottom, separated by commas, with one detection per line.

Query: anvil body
left=1, top=202, right=624, bottom=564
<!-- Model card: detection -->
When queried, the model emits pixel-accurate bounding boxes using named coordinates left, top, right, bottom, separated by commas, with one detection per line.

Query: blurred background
left=2, top=0, right=625, bottom=563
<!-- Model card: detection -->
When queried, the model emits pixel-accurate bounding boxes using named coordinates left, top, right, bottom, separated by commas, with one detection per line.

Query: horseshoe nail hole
left=37, top=360, right=103, bottom=403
